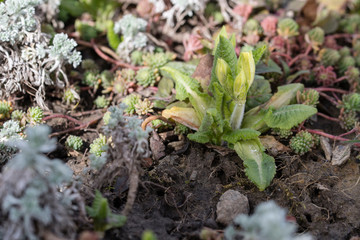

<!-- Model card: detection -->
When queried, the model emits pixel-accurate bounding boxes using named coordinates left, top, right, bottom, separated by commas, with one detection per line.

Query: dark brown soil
left=69, top=137, right=359, bottom=240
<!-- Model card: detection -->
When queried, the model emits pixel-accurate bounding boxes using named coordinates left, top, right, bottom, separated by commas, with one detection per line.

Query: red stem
left=302, top=127, right=360, bottom=147
left=333, top=76, right=348, bottom=84
left=42, top=114, right=83, bottom=125
left=288, top=45, right=312, bottom=67
left=318, top=92, right=339, bottom=106
left=314, top=87, right=349, bottom=94
left=317, top=112, right=340, bottom=122
left=90, top=39, right=141, bottom=71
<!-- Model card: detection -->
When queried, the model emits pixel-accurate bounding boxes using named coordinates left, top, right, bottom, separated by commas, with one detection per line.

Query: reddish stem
left=50, top=115, right=103, bottom=137
left=302, top=127, right=360, bottom=147
left=333, top=76, right=348, bottom=84
left=318, top=92, right=338, bottom=106
left=90, top=39, right=141, bottom=71
left=317, top=112, right=340, bottom=122
left=271, top=51, right=292, bottom=60
left=314, top=87, right=348, bottom=94
left=42, top=114, right=83, bottom=125
left=288, top=45, right=312, bottom=67
left=338, top=128, right=358, bottom=137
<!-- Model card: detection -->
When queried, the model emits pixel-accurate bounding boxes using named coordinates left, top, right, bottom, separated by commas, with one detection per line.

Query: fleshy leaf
left=162, top=106, right=201, bottom=130
left=264, top=104, right=317, bottom=129
left=106, top=20, right=121, bottom=50
left=234, top=140, right=276, bottom=191
left=222, top=128, right=261, bottom=144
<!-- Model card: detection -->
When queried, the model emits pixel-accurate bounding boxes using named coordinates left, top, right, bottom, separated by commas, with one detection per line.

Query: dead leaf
left=320, top=136, right=332, bottom=161
left=260, top=135, right=290, bottom=156
left=191, top=54, right=213, bottom=91
left=331, top=144, right=351, bottom=166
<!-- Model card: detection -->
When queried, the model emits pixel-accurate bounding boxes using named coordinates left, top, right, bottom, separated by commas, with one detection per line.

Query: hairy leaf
left=264, top=104, right=317, bottom=129
left=161, top=66, right=210, bottom=120
left=252, top=44, right=267, bottom=65
left=234, top=140, right=276, bottom=191
left=162, top=106, right=201, bottom=130
left=246, top=77, right=272, bottom=110
left=223, top=128, right=261, bottom=144
left=212, top=36, right=238, bottom=81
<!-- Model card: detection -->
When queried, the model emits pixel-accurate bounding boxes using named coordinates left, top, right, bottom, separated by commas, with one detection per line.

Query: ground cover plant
left=0, top=0, right=360, bottom=239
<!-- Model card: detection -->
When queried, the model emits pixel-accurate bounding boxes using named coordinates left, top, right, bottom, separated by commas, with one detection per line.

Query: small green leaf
left=264, top=104, right=317, bottom=129
left=212, top=36, right=238, bottom=80
left=234, top=140, right=276, bottom=191
left=222, top=128, right=261, bottom=144
left=188, top=131, right=211, bottom=143
left=255, top=59, right=282, bottom=74
left=107, top=20, right=121, bottom=50
left=252, top=44, right=267, bottom=64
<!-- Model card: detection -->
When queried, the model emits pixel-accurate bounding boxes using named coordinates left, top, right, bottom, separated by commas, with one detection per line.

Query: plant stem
left=230, top=102, right=245, bottom=129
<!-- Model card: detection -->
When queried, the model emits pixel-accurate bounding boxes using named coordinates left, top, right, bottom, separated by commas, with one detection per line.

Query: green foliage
left=86, top=190, right=126, bottom=232
left=339, top=47, right=351, bottom=57
left=65, top=135, right=83, bottom=151
left=174, top=123, right=190, bottom=135
left=245, top=77, right=272, bottom=110
left=142, top=230, right=158, bottom=240
left=297, top=89, right=319, bottom=107
left=106, top=20, right=121, bottom=51
left=272, top=128, right=293, bottom=139
left=341, top=111, right=358, bottom=130
left=59, top=0, right=84, bottom=22
left=63, top=87, right=80, bottom=105
left=136, top=67, right=157, bottom=87
left=338, top=56, right=356, bottom=74
left=94, top=95, right=110, bottom=109
left=0, top=100, right=12, bottom=119
left=122, top=94, right=141, bottom=115
left=234, top=140, right=276, bottom=191
left=277, top=18, right=299, bottom=39
left=80, top=0, right=118, bottom=32
left=135, top=98, right=154, bottom=115
left=143, top=52, right=176, bottom=69
left=319, top=48, right=340, bottom=67
left=339, top=14, right=360, bottom=34
left=27, top=106, right=44, bottom=125
left=11, top=110, right=25, bottom=123
left=306, top=27, right=325, bottom=50
left=131, top=50, right=144, bottom=65
left=264, top=105, right=317, bottom=130
left=290, top=131, right=317, bottom=155
left=75, top=19, right=98, bottom=41
left=340, top=93, right=360, bottom=112
left=90, top=134, right=108, bottom=157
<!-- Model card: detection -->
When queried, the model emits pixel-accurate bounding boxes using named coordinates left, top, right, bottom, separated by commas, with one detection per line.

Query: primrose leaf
left=106, top=20, right=121, bottom=50
left=264, top=104, right=317, bottom=129
left=162, top=106, right=201, bottom=130
left=255, top=59, right=282, bottom=74
left=252, top=44, right=267, bottom=65
left=234, top=140, right=276, bottom=191
left=246, top=77, right=272, bottom=110
left=188, top=131, right=211, bottom=144
left=213, top=36, right=238, bottom=79
left=213, top=26, right=229, bottom=55
left=222, top=128, right=261, bottom=144
left=161, top=66, right=210, bottom=120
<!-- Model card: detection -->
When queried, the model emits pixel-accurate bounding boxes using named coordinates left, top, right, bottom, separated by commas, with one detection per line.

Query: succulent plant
left=315, top=65, right=337, bottom=86
left=103, top=111, right=111, bottom=125
left=0, top=100, right=12, bottom=120
left=94, top=95, right=110, bottom=109
left=83, top=70, right=100, bottom=87
left=345, top=67, right=360, bottom=85
left=277, top=18, right=299, bottom=39
left=81, top=59, right=100, bottom=72
left=260, top=16, right=278, bottom=37
left=243, top=19, right=261, bottom=36
left=340, top=93, right=360, bottom=113
left=305, top=27, right=324, bottom=51
left=272, top=128, right=293, bottom=139
left=65, top=135, right=83, bottom=150
left=339, top=14, right=360, bottom=34
left=26, top=106, right=44, bottom=125
left=131, top=50, right=144, bottom=65
left=122, top=94, right=141, bottom=115
left=297, top=89, right=319, bottom=107
left=338, top=56, right=356, bottom=74
left=319, top=48, right=341, bottom=67
left=135, top=67, right=157, bottom=87
left=290, top=131, right=317, bottom=155
left=0, top=119, right=23, bottom=164
left=11, top=110, right=25, bottom=123
left=142, top=52, right=176, bottom=69
left=340, top=110, right=358, bottom=130
left=225, top=201, right=313, bottom=240
left=90, top=134, right=108, bottom=157
left=339, top=47, right=351, bottom=57
left=174, top=123, right=190, bottom=135
left=135, top=98, right=154, bottom=115
left=63, top=87, right=80, bottom=105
